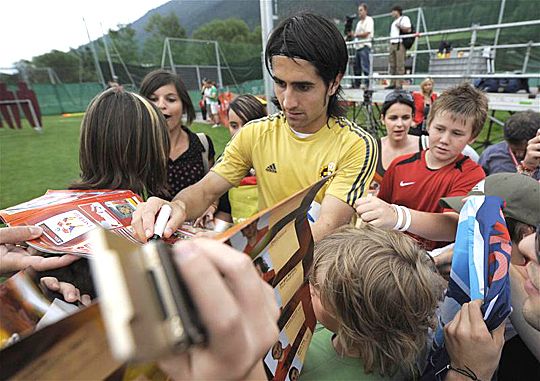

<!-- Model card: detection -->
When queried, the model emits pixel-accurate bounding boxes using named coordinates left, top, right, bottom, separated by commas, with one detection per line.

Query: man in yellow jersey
left=132, top=12, right=377, bottom=242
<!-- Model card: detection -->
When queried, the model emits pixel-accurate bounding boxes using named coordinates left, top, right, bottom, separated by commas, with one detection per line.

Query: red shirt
left=413, top=91, right=438, bottom=125
left=379, top=150, right=485, bottom=250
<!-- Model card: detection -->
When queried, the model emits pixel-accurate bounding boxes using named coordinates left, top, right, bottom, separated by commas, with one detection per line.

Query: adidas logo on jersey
left=265, top=163, right=277, bottom=173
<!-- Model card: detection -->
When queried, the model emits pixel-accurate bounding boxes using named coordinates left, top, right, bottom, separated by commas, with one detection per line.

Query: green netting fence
left=5, top=80, right=267, bottom=117
left=4, top=82, right=103, bottom=116
left=5, top=0, right=538, bottom=116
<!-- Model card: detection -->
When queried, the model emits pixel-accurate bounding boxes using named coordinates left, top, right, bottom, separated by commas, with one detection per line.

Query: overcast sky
left=0, top=0, right=170, bottom=69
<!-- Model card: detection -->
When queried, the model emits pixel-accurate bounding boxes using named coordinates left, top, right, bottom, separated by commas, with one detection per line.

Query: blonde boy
left=355, top=83, right=488, bottom=250
left=301, top=226, right=445, bottom=380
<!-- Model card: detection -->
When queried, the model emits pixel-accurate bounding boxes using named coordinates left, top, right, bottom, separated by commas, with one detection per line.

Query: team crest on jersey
left=320, top=162, right=336, bottom=178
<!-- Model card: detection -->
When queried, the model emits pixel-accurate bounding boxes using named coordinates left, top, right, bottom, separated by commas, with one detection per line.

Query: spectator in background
left=387, top=5, right=411, bottom=90
left=411, top=77, right=437, bottom=136
left=479, top=111, right=540, bottom=180
left=372, top=91, right=418, bottom=190
left=106, top=76, right=123, bottom=90
left=353, top=3, right=374, bottom=89
left=140, top=70, right=216, bottom=199
left=519, top=127, right=540, bottom=178
left=214, top=94, right=268, bottom=227
left=227, top=94, right=267, bottom=137
left=204, top=80, right=220, bottom=128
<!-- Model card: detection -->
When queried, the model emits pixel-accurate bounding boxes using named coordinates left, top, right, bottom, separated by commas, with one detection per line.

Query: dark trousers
left=354, top=46, right=371, bottom=88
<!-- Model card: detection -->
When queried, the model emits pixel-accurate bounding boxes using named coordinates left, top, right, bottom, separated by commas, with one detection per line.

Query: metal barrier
left=0, top=99, right=42, bottom=131
left=345, top=19, right=540, bottom=87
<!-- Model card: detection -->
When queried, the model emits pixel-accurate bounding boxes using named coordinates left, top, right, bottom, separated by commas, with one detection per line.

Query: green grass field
left=0, top=111, right=506, bottom=209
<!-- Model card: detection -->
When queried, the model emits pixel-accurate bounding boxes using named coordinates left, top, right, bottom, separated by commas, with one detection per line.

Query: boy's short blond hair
left=311, top=225, right=445, bottom=377
left=426, top=82, right=488, bottom=138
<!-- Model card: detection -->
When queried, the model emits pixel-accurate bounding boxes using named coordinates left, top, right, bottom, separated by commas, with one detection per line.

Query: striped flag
left=424, top=195, right=512, bottom=380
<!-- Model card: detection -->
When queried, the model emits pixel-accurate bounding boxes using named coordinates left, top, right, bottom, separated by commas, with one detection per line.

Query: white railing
left=345, top=18, right=540, bottom=85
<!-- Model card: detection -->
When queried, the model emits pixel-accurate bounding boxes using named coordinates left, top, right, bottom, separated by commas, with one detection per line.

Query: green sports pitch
left=0, top=115, right=231, bottom=209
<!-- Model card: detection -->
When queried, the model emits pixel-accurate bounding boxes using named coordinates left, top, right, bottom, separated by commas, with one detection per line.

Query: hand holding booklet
left=0, top=189, right=205, bottom=256
left=0, top=177, right=330, bottom=381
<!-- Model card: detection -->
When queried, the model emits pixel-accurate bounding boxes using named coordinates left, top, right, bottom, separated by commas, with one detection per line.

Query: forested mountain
left=5, top=0, right=537, bottom=86
left=131, top=0, right=539, bottom=41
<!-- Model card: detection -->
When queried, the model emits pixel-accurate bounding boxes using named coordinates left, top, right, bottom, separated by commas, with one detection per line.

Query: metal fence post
left=466, top=24, right=479, bottom=77
left=214, top=41, right=223, bottom=89
left=522, top=40, right=533, bottom=73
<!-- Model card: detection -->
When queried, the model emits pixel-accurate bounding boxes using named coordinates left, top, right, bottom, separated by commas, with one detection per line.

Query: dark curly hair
left=504, top=111, right=540, bottom=143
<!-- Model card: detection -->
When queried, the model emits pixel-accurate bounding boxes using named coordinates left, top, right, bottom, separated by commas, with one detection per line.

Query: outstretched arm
left=311, top=195, right=354, bottom=242
left=355, top=196, right=458, bottom=242
left=131, top=172, right=233, bottom=241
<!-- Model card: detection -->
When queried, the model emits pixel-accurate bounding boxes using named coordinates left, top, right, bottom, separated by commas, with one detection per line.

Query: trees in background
left=192, top=18, right=261, bottom=44
left=12, top=12, right=263, bottom=85
left=142, top=13, right=186, bottom=64
left=107, top=25, right=139, bottom=64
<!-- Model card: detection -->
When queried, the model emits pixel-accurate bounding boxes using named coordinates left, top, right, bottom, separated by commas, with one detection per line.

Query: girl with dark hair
left=227, top=94, right=267, bottom=136
left=140, top=70, right=215, bottom=200
left=373, top=91, right=418, bottom=186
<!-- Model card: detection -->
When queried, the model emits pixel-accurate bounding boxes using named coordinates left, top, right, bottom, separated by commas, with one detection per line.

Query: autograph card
left=79, top=202, right=122, bottom=229
left=105, top=200, right=136, bottom=221
left=40, top=210, right=95, bottom=244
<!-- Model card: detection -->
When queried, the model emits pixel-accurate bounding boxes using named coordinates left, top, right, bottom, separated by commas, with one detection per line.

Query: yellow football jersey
left=212, top=113, right=377, bottom=211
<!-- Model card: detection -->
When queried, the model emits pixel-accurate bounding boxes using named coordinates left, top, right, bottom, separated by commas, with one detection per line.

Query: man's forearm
left=311, top=205, right=354, bottom=242
left=173, top=183, right=216, bottom=221
left=407, top=210, right=458, bottom=242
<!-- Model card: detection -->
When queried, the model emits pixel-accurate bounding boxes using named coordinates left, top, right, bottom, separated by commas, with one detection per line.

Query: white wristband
left=391, top=204, right=404, bottom=230
left=398, top=205, right=412, bottom=232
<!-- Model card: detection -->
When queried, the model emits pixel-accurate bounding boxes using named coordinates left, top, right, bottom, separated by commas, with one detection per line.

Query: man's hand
left=131, top=197, right=187, bottom=241
left=444, top=300, right=505, bottom=381
left=355, top=196, right=397, bottom=229
left=159, top=239, right=279, bottom=381
left=193, top=204, right=217, bottom=229
left=522, top=130, right=540, bottom=170
left=433, top=247, right=453, bottom=281
left=40, top=277, right=92, bottom=306
left=0, top=226, right=80, bottom=274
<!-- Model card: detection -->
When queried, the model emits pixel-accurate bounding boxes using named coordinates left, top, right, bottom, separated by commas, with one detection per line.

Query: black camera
left=344, top=14, right=357, bottom=40
left=363, top=89, right=373, bottom=105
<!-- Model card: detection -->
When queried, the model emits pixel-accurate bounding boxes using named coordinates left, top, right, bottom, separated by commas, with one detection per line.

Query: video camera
left=344, top=14, right=357, bottom=40
left=363, top=89, right=373, bottom=105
